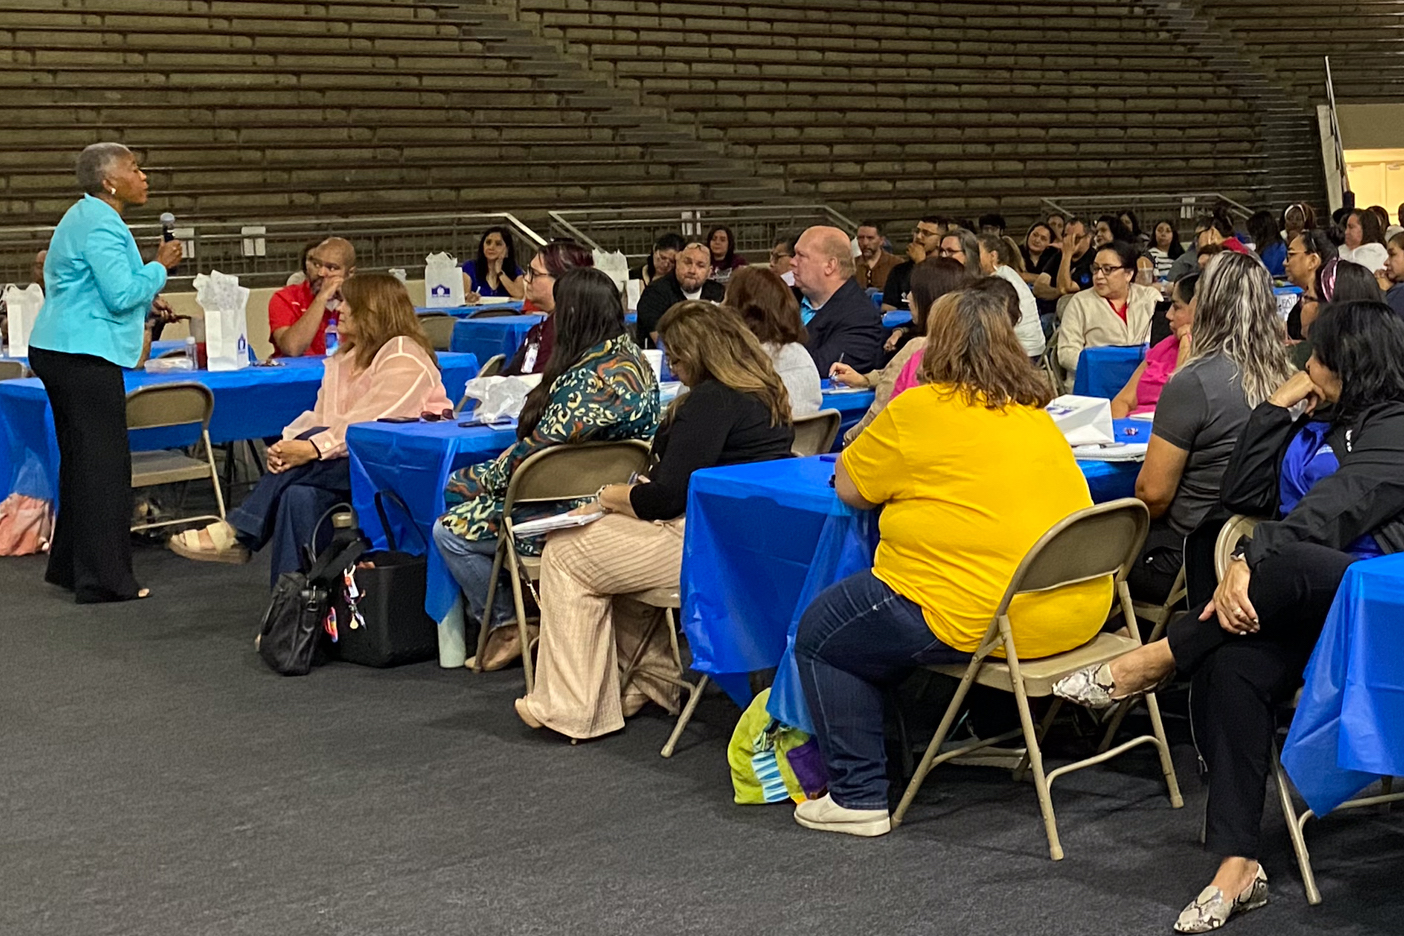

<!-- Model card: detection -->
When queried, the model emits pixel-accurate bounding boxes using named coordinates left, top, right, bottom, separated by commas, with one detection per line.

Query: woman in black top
left=516, top=300, right=794, bottom=739
left=1056, top=301, right=1404, bottom=933
left=1019, top=221, right=1063, bottom=326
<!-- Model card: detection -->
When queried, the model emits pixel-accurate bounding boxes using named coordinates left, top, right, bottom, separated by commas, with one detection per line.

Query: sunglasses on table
left=420, top=409, right=455, bottom=422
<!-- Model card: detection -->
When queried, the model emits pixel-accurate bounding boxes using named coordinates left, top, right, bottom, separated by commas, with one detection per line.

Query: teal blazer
left=28, top=195, right=168, bottom=368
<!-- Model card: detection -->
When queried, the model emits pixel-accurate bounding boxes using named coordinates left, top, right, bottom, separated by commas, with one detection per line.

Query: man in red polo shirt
left=267, top=237, right=356, bottom=357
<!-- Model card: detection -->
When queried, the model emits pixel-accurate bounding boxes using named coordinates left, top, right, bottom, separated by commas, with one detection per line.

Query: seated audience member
left=1056, top=301, right=1404, bottom=934
left=170, top=274, right=450, bottom=581
left=977, top=232, right=1045, bottom=358
left=462, top=226, right=525, bottom=301
left=285, top=238, right=321, bottom=287
left=1095, top=215, right=1133, bottom=249
left=793, top=225, right=885, bottom=374
left=1246, top=210, right=1286, bottom=278
left=769, top=235, right=797, bottom=285
left=881, top=216, right=947, bottom=312
left=1291, top=257, right=1381, bottom=369
left=503, top=240, right=594, bottom=376
left=1111, top=273, right=1199, bottom=418
left=792, top=284, right=1112, bottom=838
left=635, top=241, right=724, bottom=345
left=977, top=213, right=1006, bottom=236
left=1129, top=254, right=1295, bottom=602
left=1283, top=228, right=1336, bottom=341
left=725, top=267, right=822, bottom=416
left=1056, top=217, right=1098, bottom=295
left=1019, top=221, right=1063, bottom=326
left=936, top=227, right=983, bottom=277
left=434, top=269, right=659, bottom=665
left=1147, top=219, right=1185, bottom=281
left=1203, top=210, right=1252, bottom=256
left=705, top=225, right=747, bottom=283
left=1281, top=202, right=1315, bottom=245
left=831, top=258, right=973, bottom=443
left=1196, top=243, right=1225, bottom=270
left=630, top=233, right=686, bottom=288
left=889, top=277, right=1023, bottom=400
left=1056, top=241, right=1162, bottom=389
left=1120, top=209, right=1149, bottom=250
left=267, top=237, right=356, bottom=357
left=854, top=220, right=902, bottom=291
left=1166, top=219, right=1211, bottom=283
left=1045, top=210, right=1068, bottom=247
left=1338, top=208, right=1388, bottom=276
left=516, top=302, right=794, bottom=738
left=1382, top=231, right=1404, bottom=315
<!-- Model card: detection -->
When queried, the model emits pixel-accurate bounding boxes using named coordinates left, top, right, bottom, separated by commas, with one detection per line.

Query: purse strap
left=373, top=490, right=429, bottom=553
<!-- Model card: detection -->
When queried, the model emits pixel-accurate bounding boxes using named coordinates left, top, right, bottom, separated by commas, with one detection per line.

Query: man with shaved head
left=634, top=240, right=724, bottom=346
left=792, top=225, right=885, bottom=374
left=268, top=236, right=357, bottom=357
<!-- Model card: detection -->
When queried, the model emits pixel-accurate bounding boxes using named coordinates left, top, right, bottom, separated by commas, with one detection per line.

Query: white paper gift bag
left=1046, top=394, right=1114, bottom=446
left=625, top=278, right=644, bottom=311
left=424, top=252, right=466, bottom=308
left=591, top=249, right=630, bottom=292
left=193, top=271, right=251, bottom=371
left=2, top=283, right=44, bottom=357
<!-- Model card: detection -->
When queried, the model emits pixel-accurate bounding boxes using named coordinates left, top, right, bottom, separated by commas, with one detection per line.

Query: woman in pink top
left=171, top=273, right=452, bottom=584
left=1110, top=273, right=1198, bottom=418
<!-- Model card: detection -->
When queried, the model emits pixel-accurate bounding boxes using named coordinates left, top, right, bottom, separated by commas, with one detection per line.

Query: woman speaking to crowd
left=27, top=143, right=183, bottom=603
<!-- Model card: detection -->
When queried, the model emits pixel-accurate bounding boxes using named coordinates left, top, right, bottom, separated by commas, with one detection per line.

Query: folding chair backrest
left=1214, top=514, right=1261, bottom=582
left=419, top=314, right=455, bottom=351
left=791, top=409, right=840, bottom=456
left=125, top=382, right=214, bottom=431
left=477, top=354, right=507, bottom=378
left=469, top=308, right=521, bottom=318
left=503, top=440, right=652, bottom=510
left=0, top=360, right=26, bottom=380
left=996, top=498, right=1149, bottom=614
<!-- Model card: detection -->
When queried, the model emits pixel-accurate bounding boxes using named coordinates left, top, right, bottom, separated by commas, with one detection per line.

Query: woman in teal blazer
left=27, top=143, right=183, bottom=602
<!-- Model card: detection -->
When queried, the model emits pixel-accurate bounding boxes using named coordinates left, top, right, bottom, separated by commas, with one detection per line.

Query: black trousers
left=1127, top=519, right=1184, bottom=605
left=27, top=346, right=141, bottom=603
left=1167, top=541, right=1356, bottom=859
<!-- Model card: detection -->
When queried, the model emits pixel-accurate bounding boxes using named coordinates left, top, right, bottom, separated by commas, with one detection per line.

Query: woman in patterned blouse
left=432, top=268, right=660, bottom=668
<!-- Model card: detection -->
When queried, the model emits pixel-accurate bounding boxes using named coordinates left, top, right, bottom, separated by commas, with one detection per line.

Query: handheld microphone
left=160, top=212, right=176, bottom=242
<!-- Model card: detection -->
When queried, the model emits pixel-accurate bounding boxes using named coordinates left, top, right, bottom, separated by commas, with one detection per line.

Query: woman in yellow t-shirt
left=792, top=282, right=1113, bottom=839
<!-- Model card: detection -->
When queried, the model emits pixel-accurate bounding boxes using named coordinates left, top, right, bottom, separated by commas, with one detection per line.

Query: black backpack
left=256, top=509, right=366, bottom=677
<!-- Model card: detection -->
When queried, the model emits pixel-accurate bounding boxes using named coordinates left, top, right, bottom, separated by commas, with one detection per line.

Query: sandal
left=169, top=523, right=251, bottom=565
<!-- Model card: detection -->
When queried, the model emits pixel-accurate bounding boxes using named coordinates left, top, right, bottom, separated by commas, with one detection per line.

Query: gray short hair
left=76, top=142, right=132, bottom=195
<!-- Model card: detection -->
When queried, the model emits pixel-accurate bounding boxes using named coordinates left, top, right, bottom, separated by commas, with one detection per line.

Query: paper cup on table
left=642, top=349, right=665, bottom=382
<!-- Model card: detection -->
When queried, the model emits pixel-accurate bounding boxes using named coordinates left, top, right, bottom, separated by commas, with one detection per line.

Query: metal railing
left=0, top=211, right=547, bottom=289
left=547, top=204, right=858, bottom=265
left=1039, top=193, right=1252, bottom=239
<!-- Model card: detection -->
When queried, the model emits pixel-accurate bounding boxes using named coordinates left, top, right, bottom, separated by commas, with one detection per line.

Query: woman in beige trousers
left=516, top=300, right=797, bottom=739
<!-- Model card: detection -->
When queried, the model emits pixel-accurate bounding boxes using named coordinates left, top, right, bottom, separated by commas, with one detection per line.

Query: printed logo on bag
left=431, top=284, right=451, bottom=297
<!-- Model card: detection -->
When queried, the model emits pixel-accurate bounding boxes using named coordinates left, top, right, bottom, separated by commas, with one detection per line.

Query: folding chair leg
left=472, top=541, right=507, bottom=673
left=619, top=616, right=666, bottom=694
left=205, top=431, right=227, bottom=520
left=504, top=548, right=535, bottom=694
left=892, top=663, right=980, bottom=827
left=661, top=675, right=708, bottom=758
left=1008, top=671, right=1064, bottom=860
left=1144, top=691, right=1184, bottom=808
left=1272, top=747, right=1321, bottom=905
left=1014, top=698, right=1061, bottom=783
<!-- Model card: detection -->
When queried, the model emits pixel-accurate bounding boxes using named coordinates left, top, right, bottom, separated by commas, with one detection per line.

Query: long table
left=679, top=421, right=1145, bottom=731
left=0, top=353, right=479, bottom=503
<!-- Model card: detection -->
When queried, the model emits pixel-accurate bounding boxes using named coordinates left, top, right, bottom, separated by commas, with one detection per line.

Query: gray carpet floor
left=2, top=542, right=1401, bottom=936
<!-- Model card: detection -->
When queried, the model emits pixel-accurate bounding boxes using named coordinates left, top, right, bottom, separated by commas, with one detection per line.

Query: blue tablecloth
left=1073, top=345, right=1147, bottom=399
left=449, top=314, right=545, bottom=365
left=417, top=301, right=526, bottom=316
left=818, top=381, right=876, bottom=447
left=882, top=310, right=912, bottom=328
left=0, top=353, right=478, bottom=503
left=1282, top=552, right=1404, bottom=815
left=680, top=420, right=1144, bottom=731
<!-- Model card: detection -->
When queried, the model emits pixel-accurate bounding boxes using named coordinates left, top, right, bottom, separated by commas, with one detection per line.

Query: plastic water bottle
left=184, top=335, right=198, bottom=370
left=323, top=317, right=339, bottom=356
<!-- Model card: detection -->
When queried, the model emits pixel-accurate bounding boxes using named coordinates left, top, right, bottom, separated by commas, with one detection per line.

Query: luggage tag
left=343, top=568, right=366, bottom=631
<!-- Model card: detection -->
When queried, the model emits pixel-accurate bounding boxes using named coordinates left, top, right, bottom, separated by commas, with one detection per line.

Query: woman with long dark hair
left=705, top=225, right=748, bottom=283
left=1245, top=210, right=1286, bottom=277
left=1057, top=301, right=1404, bottom=933
left=630, top=232, right=686, bottom=287
left=462, top=226, right=525, bottom=300
left=433, top=268, right=659, bottom=668
left=1339, top=208, right=1388, bottom=275
left=516, top=301, right=793, bottom=738
left=1147, top=219, right=1186, bottom=281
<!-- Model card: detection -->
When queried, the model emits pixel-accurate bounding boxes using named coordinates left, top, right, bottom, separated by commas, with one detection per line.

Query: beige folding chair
left=126, top=382, right=227, bottom=532
left=0, top=360, right=27, bottom=380
left=791, top=409, right=841, bottom=457
left=469, top=308, right=523, bottom=319
left=1040, top=325, right=1066, bottom=392
left=891, top=498, right=1183, bottom=860
left=419, top=313, right=456, bottom=351
left=474, top=440, right=653, bottom=693
left=1211, top=515, right=1404, bottom=905
left=619, top=585, right=710, bottom=757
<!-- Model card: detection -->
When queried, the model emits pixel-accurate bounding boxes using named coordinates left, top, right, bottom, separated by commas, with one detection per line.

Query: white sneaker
left=793, top=793, right=891, bottom=837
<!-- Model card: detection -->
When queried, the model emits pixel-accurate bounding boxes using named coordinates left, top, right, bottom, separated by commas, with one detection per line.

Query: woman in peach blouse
left=171, top=273, right=451, bottom=583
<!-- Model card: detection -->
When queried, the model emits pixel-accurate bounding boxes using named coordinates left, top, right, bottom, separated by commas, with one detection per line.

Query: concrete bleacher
left=0, top=0, right=782, bottom=225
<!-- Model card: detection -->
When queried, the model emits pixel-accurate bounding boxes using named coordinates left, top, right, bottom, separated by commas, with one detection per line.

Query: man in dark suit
left=635, top=241, right=723, bottom=346
left=793, top=226, right=885, bottom=375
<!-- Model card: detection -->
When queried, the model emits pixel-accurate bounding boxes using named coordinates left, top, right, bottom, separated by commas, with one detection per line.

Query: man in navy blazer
left=792, top=226, right=885, bottom=375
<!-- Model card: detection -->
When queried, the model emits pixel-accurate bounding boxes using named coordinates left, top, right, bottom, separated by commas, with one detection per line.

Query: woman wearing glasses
left=503, top=240, right=594, bottom=376
left=1055, top=241, right=1162, bottom=390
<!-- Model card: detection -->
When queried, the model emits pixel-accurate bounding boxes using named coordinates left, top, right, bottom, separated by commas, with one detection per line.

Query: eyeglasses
left=769, top=250, right=792, bottom=261
left=912, top=227, right=942, bottom=238
left=523, top=266, right=550, bottom=283
left=937, top=248, right=964, bottom=258
left=1091, top=264, right=1130, bottom=276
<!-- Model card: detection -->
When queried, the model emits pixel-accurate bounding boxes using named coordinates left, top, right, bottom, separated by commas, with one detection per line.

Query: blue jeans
left=795, top=570, right=969, bottom=810
left=431, top=520, right=516, bottom=630
left=227, top=458, right=351, bottom=587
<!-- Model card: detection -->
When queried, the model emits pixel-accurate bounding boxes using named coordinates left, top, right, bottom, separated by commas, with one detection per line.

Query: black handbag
left=327, top=491, right=439, bottom=668
left=257, top=505, right=366, bottom=677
